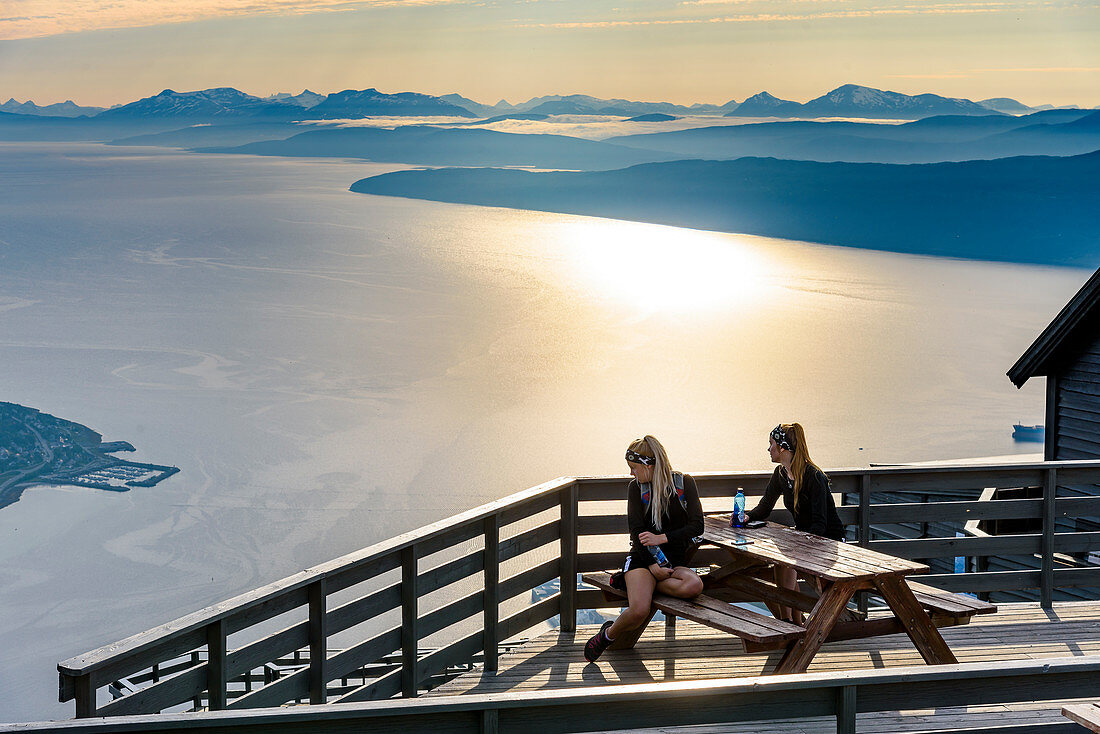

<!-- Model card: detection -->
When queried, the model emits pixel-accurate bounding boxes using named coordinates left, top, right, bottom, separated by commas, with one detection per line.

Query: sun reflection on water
left=555, top=218, right=774, bottom=314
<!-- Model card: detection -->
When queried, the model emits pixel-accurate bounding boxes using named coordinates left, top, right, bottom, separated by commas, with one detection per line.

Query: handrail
left=55, top=459, right=1100, bottom=719
left=22, top=656, right=1100, bottom=733
left=59, top=475, right=577, bottom=678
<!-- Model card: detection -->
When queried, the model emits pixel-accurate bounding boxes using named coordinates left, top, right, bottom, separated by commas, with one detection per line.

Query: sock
left=602, top=628, right=615, bottom=642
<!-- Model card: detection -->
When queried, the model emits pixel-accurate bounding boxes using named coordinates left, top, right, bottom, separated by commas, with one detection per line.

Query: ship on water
left=1012, top=423, right=1045, bottom=442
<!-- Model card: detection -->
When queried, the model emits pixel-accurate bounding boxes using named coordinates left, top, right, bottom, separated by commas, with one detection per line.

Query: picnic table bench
left=582, top=571, right=805, bottom=652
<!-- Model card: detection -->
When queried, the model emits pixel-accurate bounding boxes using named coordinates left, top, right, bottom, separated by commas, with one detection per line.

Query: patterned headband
left=771, top=425, right=793, bottom=452
left=625, top=449, right=656, bottom=466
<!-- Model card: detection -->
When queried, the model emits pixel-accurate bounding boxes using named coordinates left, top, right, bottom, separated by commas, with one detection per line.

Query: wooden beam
left=483, top=514, right=499, bottom=672
left=308, top=578, right=327, bottom=705
left=74, top=674, right=95, bottom=718
left=206, top=619, right=227, bottom=711
left=559, top=483, right=578, bottom=633
left=1042, top=466, right=1057, bottom=608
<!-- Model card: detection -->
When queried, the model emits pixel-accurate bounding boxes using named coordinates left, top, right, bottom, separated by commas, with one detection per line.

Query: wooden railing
left=26, top=657, right=1100, bottom=733
left=55, top=460, right=1100, bottom=719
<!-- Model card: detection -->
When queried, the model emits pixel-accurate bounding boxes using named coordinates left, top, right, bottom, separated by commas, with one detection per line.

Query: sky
left=0, top=0, right=1098, bottom=108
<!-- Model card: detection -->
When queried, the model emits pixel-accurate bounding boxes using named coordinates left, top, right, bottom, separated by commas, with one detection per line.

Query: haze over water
left=0, top=142, right=1087, bottom=721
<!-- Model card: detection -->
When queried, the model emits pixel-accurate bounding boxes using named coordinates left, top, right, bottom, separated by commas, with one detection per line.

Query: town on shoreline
left=0, top=402, right=178, bottom=510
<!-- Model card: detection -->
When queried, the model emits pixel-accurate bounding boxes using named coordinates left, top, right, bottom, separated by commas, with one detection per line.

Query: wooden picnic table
left=701, top=516, right=991, bottom=674
left=581, top=518, right=995, bottom=671
left=1063, top=702, right=1100, bottom=732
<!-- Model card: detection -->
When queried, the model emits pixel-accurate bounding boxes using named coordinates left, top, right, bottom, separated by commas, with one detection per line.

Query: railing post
left=206, top=619, right=227, bottom=711
left=836, top=684, right=857, bottom=734
left=1041, top=466, right=1057, bottom=608
left=858, top=473, right=871, bottom=547
left=483, top=514, right=500, bottom=672
left=191, top=651, right=202, bottom=710
left=308, top=577, right=328, bottom=704
left=560, top=482, right=579, bottom=633
left=74, top=674, right=95, bottom=718
left=857, top=473, right=871, bottom=615
left=481, top=708, right=499, bottom=734
left=401, top=544, right=419, bottom=697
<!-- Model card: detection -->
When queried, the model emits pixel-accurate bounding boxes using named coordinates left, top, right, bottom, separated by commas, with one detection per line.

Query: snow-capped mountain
left=728, top=92, right=802, bottom=117
left=307, top=89, right=477, bottom=118
left=98, top=88, right=302, bottom=119
left=799, top=84, right=999, bottom=118
left=264, top=90, right=326, bottom=108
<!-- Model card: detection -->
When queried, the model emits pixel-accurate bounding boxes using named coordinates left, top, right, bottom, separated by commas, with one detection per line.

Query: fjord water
left=0, top=142, right=1085, bottom=721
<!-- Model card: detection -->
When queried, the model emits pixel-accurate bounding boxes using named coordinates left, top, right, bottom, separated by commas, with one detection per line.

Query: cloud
left=520, top=0, right=1059, bottom=28
left=0, top=0, right=470, bottom=40
left=973, top=66, right=1100, bottom=73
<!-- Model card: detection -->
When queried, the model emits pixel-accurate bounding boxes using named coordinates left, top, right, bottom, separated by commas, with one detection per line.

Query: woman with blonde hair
left=746, top=423, right=844, bottom=622
left=584, top=435, right=704, bottom=663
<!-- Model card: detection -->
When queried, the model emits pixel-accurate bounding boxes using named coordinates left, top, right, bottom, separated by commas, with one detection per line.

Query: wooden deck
left=428, top=601, right=1100, bottom=732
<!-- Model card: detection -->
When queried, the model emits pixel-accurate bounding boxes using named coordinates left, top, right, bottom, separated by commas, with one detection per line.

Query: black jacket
left=746, top=465, right=845, bottom=540
left=626, top=472, right=704, bottom=567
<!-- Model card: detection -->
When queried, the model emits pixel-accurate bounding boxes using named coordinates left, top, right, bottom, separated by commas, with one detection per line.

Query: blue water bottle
left=732, top=488, right=747, bottom=528
left=647, top=545, right=671, bottom=568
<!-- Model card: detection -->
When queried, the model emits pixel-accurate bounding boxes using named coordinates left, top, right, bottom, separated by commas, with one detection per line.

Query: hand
left=638, top=532, right=668, bottom=546
left=649, top=564, right=674, bottom=581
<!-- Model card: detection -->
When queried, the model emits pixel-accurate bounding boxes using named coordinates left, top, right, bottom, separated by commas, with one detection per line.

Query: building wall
left=1053, top=325, right=1100, bottom=460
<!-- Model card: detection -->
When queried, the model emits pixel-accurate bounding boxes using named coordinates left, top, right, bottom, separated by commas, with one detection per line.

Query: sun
left=554, top=218, right=773, bottom=315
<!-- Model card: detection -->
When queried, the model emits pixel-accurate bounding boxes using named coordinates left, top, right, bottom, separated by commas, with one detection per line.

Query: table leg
left=874, top=576, right=958, bottom=665
left=774, top=579, right=858, bottom=675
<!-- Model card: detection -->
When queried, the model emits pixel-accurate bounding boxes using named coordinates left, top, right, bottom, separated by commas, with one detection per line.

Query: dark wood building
left=1009, top=267, right=1100, bottom=460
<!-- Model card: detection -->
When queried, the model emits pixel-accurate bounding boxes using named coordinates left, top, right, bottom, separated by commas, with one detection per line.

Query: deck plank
left=426, top=600, right=1100, bottom=733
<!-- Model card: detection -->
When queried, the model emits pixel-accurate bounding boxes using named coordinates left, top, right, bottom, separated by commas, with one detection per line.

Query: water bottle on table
left=731, top=488, right=747, bottom=528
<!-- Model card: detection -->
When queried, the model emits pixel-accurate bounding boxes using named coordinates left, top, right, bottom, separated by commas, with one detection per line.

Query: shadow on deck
left=428, top=601, right=1100, bottom=732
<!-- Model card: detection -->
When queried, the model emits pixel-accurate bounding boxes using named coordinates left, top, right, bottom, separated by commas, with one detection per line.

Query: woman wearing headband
left=746, top=422, right=844, bottom=622
left=584, top=435, right=704, bottom=663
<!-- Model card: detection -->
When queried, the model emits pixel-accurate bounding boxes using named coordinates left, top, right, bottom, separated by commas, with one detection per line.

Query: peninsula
left=0, top=402, right=178, bottom=510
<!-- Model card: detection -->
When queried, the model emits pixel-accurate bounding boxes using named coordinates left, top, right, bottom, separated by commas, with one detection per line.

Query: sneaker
left=584, top=621, right=614, bottom=662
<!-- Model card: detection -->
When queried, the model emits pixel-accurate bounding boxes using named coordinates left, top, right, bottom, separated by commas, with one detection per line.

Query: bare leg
left=655, top=567, right=703, bottom=599
left=775, top=566, right=803, bottom=624
left=608, top=568, right=657, bottom=638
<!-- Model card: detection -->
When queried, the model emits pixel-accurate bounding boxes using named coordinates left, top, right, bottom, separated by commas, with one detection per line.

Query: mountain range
left=349, top=150, right=1100, bottom=267
left=2, top=84, right=1079, bottom=127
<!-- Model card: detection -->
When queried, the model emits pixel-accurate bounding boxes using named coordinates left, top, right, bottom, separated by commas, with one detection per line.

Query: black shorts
left=625, top=546, right=690, bottom=572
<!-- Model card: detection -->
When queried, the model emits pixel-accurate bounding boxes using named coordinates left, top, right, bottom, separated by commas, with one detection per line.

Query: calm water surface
left=0, top=142, right=1087, bottom=721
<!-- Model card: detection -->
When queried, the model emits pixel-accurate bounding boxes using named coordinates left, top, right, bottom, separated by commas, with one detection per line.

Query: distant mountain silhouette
left=979, top=97, right=1034, bottom=114
left=205, top=125, right=679, bottom=170
left=608, top=109, right=1099, bottom=164
left=308, top=89, right=476, bottom=118
left=439, top=93, right=498, bottom=117
left=0, top=98, right=103, bottom=117
left=443, top=113, right=551, bottom=127
left=349, top=151, right=1100, bottom=267
left=107, top=121, right=324, bottom=149
left=729, top=84, right=1006, bottom=119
